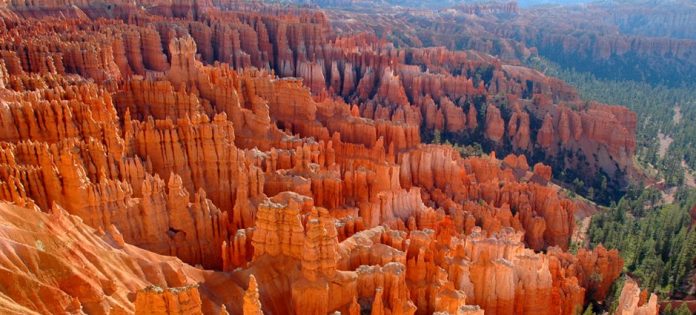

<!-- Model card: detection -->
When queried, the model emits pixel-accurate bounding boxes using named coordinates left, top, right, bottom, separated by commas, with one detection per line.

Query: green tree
left=432, top=129, right=442, bottom=144
left=573, top=178, right=585, bottom=192
left=674, top=303, right=692, bottom=315
left=588, top=189, right=696, bottom=296
left=581, top=304, right=594, bottom=315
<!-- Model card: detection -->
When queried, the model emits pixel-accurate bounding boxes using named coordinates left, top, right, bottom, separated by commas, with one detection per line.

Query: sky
left=517, top=0, right=593, bottom=7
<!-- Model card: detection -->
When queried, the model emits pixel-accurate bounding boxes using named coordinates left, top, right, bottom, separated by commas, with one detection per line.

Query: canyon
left=318, top=0, right=696, bottom=87
left=0, top=1, right=656, bottom=314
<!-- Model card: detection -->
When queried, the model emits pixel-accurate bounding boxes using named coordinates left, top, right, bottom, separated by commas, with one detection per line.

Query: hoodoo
left=0, top=1, right=681, bottom=314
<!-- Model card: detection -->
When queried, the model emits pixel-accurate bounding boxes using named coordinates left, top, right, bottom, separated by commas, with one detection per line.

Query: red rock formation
left=548, top=245, right=624, bottom=302
left=0, top=3, right=649, bottom=315
left=442, top=97, right=467, bottom=133
left=0, top=2, right=639, bottom=186
left=485, top=105, right=505, bottom=143
left=615, top=278, right=658, bottom=315
left=134, top=285, right=203, bottom=315
left=0, top=201, right=242, bottom=314
left=243, top=275, right=263, bottom=315
left=508, top=108, right=531, bottom=151
left=537, top=113, right=555, bottom=149
left=533, top=163, right=553, bottom=183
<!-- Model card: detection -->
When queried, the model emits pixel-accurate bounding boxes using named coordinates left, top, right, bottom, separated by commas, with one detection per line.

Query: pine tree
left=581, top=304, right=594, bottom=315
left=432, top=129, right=442, bottom=144
left=674, top=303, right=692, bottom=315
